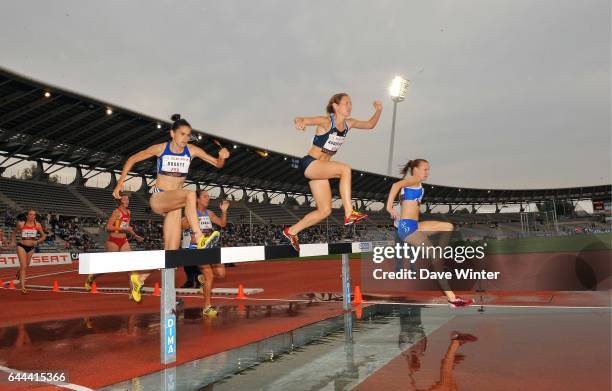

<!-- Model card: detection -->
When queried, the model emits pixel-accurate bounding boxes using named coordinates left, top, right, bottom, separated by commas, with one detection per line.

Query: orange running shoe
left=344, top=210, right=368, bottom=225
left=282, top=227, right=300, bottom=252
left=448, top=297, right=474, bottom=308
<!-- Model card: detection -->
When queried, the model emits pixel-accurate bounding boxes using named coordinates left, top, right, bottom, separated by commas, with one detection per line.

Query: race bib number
left=322, top=133, right=345, bottom=154
left=21, top=229, right=37, bottom=239
left=199, top=216, right=213, bottom=231
left=161, top=155, right=190, bottom=174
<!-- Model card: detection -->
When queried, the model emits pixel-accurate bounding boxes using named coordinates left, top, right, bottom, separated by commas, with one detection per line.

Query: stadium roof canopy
left=0, top=67, right=609, bottom=205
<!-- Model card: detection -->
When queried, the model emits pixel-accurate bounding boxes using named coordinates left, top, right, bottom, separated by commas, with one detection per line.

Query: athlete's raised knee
left=441, top=222, right=454, bottom=231
left=340, top=163, right=351, bottom=177
left=318, top=206, right=332, bottom=218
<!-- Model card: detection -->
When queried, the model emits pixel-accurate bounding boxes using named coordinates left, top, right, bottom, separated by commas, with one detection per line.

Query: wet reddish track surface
left=0, top=256, right=609, bottom=390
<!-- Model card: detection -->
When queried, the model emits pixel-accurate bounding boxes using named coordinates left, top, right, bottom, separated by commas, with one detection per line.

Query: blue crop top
left=401, top=185, right=424, bottom=203
left=312, top=114, right=349, bottom=155
left=156, top=142, right=192, bottom=177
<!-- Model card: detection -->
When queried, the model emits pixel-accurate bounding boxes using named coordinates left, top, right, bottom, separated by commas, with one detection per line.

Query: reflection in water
left=373, top=305, right=478, bottom=391
left=2, top=302, right=478, bottom=391
left=188, top=305, right=451, bottom=391
left=398, top=305, right=426, bottom=351
left=406, top=330, right=478, bottom=391
left=0, top=301, right=314, bottom=367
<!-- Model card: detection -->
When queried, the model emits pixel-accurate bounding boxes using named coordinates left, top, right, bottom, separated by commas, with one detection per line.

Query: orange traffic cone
left=8, top=280, right=15, bottom=290
left=154, top=283, right=160, bottom=296
left=352, top=285, right=363, bottom=305
left=53, top=280, right=59, bottom=292
left=91, top=282, right=98, bottom=294
left=236, top=284, right=245, bottom=300
left=355, top=305, right=363, bottom=320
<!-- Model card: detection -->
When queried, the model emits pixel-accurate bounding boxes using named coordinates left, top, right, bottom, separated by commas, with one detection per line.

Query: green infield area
left=484, top=232, right=611, bottom=254
left=261, top=233, right=611, bottom=263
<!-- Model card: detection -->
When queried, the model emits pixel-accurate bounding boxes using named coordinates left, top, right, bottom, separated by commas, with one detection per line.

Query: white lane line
left=362, top=300, right=612, bottom=309
left=0, top=365, right=94, bottom=391
left=0, top=268, right=77, bottom=286
left=0, top=286, right=130, bottom=296
left=25, top=269, right=78, bottom=280
left=5, top=284, right=608, bottom=309
left=1, top=285, right=314, bottom=304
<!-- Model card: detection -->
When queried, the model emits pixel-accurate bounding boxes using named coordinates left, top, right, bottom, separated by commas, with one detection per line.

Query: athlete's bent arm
left=125, top=225, right=144, bottom=242
left=348, top=101, right=383, bottom=130
left=105, top=210, right=124, bottom=233
left=36, top=223, right=46, bottom=244
left=209, top=200, right=229, bottom=228
left=113, top=144, right=163, bottom=199
left=189, top=145, right=230, bottom=169
left=294, top=116, right=328, bottom=131
left=386, top=178, right=417, bottom=216
left=10, top=223, right=19, bottom=247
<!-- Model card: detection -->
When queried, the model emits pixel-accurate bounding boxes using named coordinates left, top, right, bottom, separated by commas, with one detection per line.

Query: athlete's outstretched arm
left=348, top=101, right=383, bottom=130
left=189, top=145, right=230, bottom=168
left=294, top=116, right=328, bottom=131
left=113, top=144, right=163, bottom=199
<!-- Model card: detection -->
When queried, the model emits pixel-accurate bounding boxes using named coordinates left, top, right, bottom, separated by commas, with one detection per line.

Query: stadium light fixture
left=43, top=91, right=51, bottom=98
left=233, top=145, right=238, bottom=149
left=156, top=123, right=162, bottom=129
left=106, top=108, right=113, bottom=115
left=387, top=76, right=410, bottom=176
left=389, top=76, right=409, bottom=102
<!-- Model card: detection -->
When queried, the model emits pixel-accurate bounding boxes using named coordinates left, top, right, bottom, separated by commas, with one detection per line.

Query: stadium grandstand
left=0, top=66, right=610, bottom=253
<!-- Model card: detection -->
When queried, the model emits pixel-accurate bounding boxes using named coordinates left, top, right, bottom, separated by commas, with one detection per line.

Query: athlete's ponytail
left=400, top=159, right=428, bottom=177
left=170, top=113, right=191, bottom=131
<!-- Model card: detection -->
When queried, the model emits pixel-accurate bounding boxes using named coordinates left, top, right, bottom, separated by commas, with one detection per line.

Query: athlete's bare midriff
left=306, top=117, right=347, bottom=161
left=306, top=145, right=334, bottom=161
left=153, top=173, right=187, bottom=192
left=400, top=200, right=420, bottom=221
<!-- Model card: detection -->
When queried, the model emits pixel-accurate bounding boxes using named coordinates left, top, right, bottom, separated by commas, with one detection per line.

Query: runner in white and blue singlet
left=112, top=114, right=230, bottom=303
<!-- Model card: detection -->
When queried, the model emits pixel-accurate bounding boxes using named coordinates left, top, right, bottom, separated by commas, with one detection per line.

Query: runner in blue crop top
left=282, top=93, right=383, bottom=252
left=112, top=113, right=230, bottom=303
left=386, top=159, right=473, bottom=308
